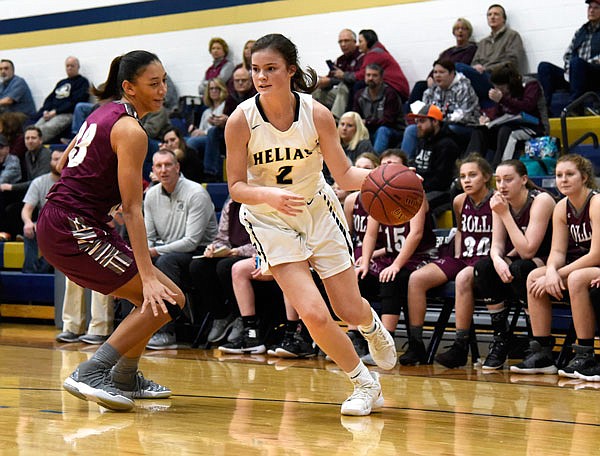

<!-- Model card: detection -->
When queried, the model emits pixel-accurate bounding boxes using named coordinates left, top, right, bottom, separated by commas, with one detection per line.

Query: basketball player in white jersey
left=225, top=34, right=397, bottom=416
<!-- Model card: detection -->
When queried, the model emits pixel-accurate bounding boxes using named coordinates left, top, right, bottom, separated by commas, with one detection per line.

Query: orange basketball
left=360, top=163, right=424, bottom=225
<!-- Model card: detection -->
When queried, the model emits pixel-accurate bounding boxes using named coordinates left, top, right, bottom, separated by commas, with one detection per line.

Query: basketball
left=360, top=163, right=424, bottom=225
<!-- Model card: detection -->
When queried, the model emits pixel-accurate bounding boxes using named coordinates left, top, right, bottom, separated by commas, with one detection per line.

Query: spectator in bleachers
left=338, top=111, right=374, bottom=163
left=227, top=39, right=255, bottom=93
left=537, top=0, right=600, bottom=114
left=403, top=153, right=494, bottom=366
left=511, top=154, right=600, bottom=375
left=198, top=37, right=235, bottom=97
left=188, top=197, right=255, bottom=344
left=407, top=104, right=460, bottom=216
left=186, top=77, right=228, bottom=167
left=356, top=150, right=437, bottom=366
left=0, top=126, right=50, bottom=238
left=32, top=56, right=90, bottom=143
left=455, top=4, right=525, bottom=108
left=0, top=112, right=27, bottom=167
left=402, top=60, right=480, bottom=157
left=321, top=111, right=373, bottom=184
left=352, top=30, right=410, bottom=102
left=313, top=29, right=364, bottom=120
left=55, top=278, right=114, bottom=344
left=466, top=63, right=547, bottom=168
left=162, top=127, right=203, bottom=184
left=202, top=67, right=256, bottom=182
left=20, top=148, right=64, bottom=273
left=408, top=18, right=478, bottom=104
left=470, top=160, right=555, bottom=370
left=0, top=59, right=35, bottom=118
left=353, top=64, right=404, bottom=153
left=343, top=152, right=381, bottom=357
left=0, top=134, right=21, bottom=186
left=144, top=148, right=218, bottom=349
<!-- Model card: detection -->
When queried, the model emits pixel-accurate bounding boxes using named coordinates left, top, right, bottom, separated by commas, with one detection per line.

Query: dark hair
left=359, top=29, right=378, bottom=49
left=433, top=59, right=456, bottom=73
left=365, top=63, right=383, bottom=76
left=457, top=153, right=493, bottom=188
left=496, top=159, right=542, bottom=191
left=379, top=148, right=408, bottom=166
left=490, top=63, right=523, bottom=98
left=92, top=50, right=161, bottom=101
left=488, top=4, right=507, bottom=20
left=24, top=125, right=43, bottom=139
left=163, top=127, right=188, bottom=153
left=0, top=111, right=27, bottom=143
left=0, top=59, right=14, bottom=71
left=557, top=153, right=598, bottom=189
left=252, top=34, right=318, bottom=93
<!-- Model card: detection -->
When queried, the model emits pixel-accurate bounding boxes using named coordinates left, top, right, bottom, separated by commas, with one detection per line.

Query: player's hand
left=529, top=275, right=547, bottom=298
left=490, top=191, right=509, bottom=216
left=140, top=277, right=178, bottom=317
left=355, top=262, right=369, bottom=280
left=265, top=188, right=305, bottom=216
left=493, top=256, right=513, bottom=283
left=591, top=277, right=600, bottom=288
left=544, top=269, right=565, bottom=300
left=379, top=264, right=400, bottom=283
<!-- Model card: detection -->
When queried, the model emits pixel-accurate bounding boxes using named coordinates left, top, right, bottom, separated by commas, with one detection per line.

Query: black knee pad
left=165, top=300, right=183, bottom=321
left=473, top=257, right=505, bottom=303
left=508, top=259, right=537, bottom=302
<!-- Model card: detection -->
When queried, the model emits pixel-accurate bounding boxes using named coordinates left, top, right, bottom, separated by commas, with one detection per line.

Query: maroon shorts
left=37, top=202, right=138, bottom=295
left=431, top=256, right=477, bottom=281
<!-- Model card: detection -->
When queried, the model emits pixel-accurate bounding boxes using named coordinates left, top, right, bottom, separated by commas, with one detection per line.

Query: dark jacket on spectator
left=353, top=82, right=404, bottom=134
left=413, top=124, right=460, bottom=193
left=34, top=75, right=90, bottom=120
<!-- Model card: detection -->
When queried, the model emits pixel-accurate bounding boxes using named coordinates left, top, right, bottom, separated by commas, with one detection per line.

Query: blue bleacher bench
left=0, top=271, right=54, bottom=303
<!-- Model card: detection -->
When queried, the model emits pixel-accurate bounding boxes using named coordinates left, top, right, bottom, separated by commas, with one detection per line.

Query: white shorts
left=240, top=184, right=353, bottom=279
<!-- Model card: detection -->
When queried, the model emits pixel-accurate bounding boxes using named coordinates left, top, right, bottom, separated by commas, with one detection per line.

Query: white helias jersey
left=238, top=92, right=325, bottom=213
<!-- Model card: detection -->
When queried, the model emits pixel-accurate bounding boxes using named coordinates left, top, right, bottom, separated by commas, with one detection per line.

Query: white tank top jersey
left=238, top=92, right=326, bottom=214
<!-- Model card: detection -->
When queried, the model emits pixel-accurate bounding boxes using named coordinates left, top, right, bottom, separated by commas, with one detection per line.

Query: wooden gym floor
left=1, top=323, right=599, bottom=455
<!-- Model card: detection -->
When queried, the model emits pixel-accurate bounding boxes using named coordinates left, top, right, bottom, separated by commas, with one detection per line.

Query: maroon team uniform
left=565, top=190, right=597, bottom=263
left=37, top=101, right=140, bottom=294
left=433, top=190, right=494, bottom=280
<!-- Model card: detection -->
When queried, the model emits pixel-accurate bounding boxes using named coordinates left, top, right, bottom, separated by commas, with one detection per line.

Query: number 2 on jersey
left=276, top=165, right=293, bottom=184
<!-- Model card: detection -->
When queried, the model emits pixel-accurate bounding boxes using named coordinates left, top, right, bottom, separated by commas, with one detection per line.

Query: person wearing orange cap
left=407, top=103, right=460, bottom=216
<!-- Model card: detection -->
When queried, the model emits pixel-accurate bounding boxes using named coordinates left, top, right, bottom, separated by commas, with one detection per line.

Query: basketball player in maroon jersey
left=36, top=51, right=183, bottom=411
left=511, top=154, right=600, bottom=375
left=403, top=153, right=494, bottom=367
left=471, top=160, right=555, bottom=370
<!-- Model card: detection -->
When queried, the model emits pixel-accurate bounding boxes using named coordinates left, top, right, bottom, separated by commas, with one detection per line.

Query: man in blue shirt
left=0, top=60, right=35, bottom=118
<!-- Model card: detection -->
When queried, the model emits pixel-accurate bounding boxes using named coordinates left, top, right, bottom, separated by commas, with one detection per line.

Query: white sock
left=346, top=360, right=372, bottom=385
left=357, top=311, right=376, bottom=334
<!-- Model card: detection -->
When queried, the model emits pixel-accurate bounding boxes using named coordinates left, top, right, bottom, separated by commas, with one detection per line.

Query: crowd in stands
left=2, top=2, right=600, bottom=375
